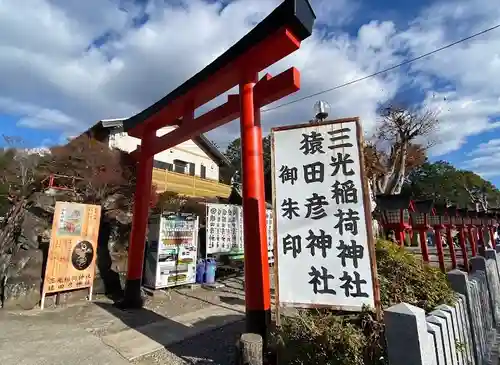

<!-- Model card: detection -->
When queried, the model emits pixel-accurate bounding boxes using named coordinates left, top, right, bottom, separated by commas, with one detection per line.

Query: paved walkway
left=0, top=315, right=130, bottom=365
left=0, top=275, right=256, bottom=365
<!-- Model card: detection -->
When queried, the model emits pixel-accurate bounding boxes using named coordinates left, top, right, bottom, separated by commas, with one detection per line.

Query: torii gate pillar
left=239, top=74, right=271, bottom=335
left=117, top=0, right=317, bottom=344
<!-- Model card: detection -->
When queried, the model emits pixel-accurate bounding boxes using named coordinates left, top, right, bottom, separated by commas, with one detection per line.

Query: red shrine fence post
left=434, top=228, right=446, bottom=272
left=468, top=227, right=477, bottom=257
left=459, top=228, right=469, bottom=271
left=419, top=230, right=430, bottom=263
left=446, top=227, right=457, bottom=269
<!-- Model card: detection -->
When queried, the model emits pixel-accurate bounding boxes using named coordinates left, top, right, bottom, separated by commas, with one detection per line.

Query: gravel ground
left=132, top=320, right=245, bottom=365
left=2, top=271, right=274, bottom=364
left=131, top=275, right=249, bottom=365
left=131, top=272, right=274, bottom=365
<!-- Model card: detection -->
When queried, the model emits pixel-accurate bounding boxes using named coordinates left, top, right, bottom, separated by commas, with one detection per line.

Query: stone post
left=470, top=256, right=497, bottom=325
left=384, top=303, right=435, bottom=365
left=482, top=249, right=500, bottom=322
left=447, top=270, right=481, bottom=365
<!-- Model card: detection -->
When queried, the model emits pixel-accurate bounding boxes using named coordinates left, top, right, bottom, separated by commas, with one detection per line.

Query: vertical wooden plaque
left=40, top=202, right=101, bottom=309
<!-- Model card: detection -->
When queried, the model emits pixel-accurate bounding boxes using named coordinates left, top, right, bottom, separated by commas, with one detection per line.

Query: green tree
left=223, top=135, right=272, bottom=201
left=458, top=170, right=500, bottom=209
left=403, top=160, right=500, bottom=207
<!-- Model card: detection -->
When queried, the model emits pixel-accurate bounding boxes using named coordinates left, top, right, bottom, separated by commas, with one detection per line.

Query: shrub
left=272, top=239, right=455, bottom=365
left=376, top=239, right=455, bottom=312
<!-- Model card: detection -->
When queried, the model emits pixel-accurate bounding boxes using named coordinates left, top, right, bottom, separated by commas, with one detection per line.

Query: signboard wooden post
left=271, top=118, right=381, bottom=320
left=40, top=202, right=102, bottom=310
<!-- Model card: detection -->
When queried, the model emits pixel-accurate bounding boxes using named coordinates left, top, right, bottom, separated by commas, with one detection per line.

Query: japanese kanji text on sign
left=271, top=118, right=377, bottom=311
left=41, top=202, right=101, bottom=309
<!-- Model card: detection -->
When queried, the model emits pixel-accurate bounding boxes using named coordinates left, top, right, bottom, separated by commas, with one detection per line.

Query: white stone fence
left=384, top=247, right=500, bottom=365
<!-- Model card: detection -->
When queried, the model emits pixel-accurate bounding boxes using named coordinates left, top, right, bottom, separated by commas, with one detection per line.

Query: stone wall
left=384, top=247, right=500, bottom=365
left=0, top=193, right=130, bottom=310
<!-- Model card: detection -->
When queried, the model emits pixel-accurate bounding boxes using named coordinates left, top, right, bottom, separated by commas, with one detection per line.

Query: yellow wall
left=152, top=168, right=231, bottom=198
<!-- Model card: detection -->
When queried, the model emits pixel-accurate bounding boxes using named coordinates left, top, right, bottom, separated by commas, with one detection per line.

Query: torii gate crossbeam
left=118, top=0, right=316, bottom=341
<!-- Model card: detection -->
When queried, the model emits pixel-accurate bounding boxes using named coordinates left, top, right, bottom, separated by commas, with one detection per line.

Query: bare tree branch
left=368, top=103, right=439, bottom=195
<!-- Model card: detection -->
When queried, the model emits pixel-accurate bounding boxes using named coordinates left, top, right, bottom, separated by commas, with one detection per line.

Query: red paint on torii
left=131, top=67, right=301, bottom=158
left=117, top=0, right=316, bottom=342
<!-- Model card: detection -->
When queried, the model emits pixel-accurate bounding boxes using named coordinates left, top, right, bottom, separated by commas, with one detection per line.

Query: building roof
left=85, top=119, right=231, bottom=167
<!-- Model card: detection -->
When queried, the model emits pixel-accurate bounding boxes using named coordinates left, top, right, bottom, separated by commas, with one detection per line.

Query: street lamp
left=313, top=100, right=331, bottom=122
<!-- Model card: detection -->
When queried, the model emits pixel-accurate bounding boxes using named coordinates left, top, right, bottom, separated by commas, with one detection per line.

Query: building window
left=189, top=163, right=195, bottom=176
left=153, top=160, right=173, bottom=171
left=200, top=164, right=206, bottom=179
left=173, top=160, right=187, bottom=174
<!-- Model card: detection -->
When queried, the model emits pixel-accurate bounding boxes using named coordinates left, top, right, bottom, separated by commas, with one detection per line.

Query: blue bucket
left=196, top=259, right=206, bottom=284
left=204, top=259, right=217, bottom=284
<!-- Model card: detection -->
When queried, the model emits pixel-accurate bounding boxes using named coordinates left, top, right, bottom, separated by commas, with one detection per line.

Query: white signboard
left=271, top=119, right=376, bottom=311
left=206, top=203, right=274, bottom=259
left=206, top=204, right=240, bottom=254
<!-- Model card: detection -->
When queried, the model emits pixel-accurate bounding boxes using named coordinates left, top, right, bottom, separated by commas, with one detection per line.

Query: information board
left=271, top=118, right=378, bottom=312
left=41, top=202, right=101, bottom=309
left=205, top=204, right=241, bottom=254
left=205, top=203, right=274, bottom=261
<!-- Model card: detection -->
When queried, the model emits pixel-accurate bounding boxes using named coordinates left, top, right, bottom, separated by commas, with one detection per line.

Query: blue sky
left=0, top=0, right=499, bottom=186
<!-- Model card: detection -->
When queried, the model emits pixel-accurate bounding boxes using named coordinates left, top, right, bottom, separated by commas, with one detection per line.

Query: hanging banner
left=271, top=118, right=379, bottom=312
left=144, top=212, right=199, bottom=289
left=41, top=202, right=101, bottom=309
left=206, top=203, right=274, bottom=261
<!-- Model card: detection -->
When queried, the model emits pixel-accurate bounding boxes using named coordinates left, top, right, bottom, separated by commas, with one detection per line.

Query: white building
left=81, top=118, right=233, bottom=198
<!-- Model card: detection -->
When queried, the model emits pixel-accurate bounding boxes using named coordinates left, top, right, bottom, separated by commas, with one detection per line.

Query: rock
left=28, top=193, right=56, bottom=214
left=0, top=253, right=12, bottom=279
left=0, top=191, right=136, bottom=310
left=2, top=248, right=44, bottom=308
left=2, top=275, right=42, bottom=310
left=7, top=248, right=44, bottom=280
left=17, top=209, right=50, bottom=250
left=6, top=250, right=31, bottom=278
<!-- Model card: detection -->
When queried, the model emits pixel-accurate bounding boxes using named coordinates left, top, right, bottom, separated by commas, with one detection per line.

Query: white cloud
left=462, top=139, right=500, bottom=178
left=398, top=0, right=500, bottom=157
left=0, top=0, right=402, bottom=144
left=0, top=0, right=498, bottom=169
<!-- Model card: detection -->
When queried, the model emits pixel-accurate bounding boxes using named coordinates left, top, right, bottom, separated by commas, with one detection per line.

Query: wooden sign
left=270, top=118, right=381, bottom=318
left=40, top=202, right=101, bottom=309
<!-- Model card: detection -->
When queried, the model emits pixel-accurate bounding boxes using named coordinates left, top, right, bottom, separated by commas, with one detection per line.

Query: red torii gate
left=118, top=0, right=316, bottom=339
